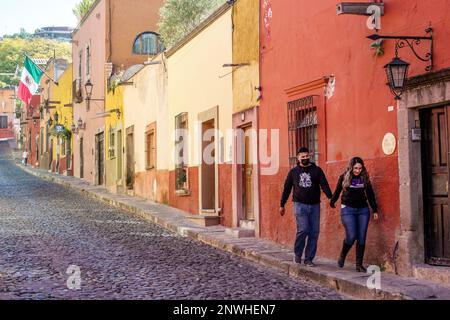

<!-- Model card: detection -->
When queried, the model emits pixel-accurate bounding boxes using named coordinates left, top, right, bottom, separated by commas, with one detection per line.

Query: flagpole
left=23, top=53, right=59, bottom=86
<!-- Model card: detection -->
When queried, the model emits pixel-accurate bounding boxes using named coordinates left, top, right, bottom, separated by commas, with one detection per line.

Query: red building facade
left=259, top=0, right=450, bottom=279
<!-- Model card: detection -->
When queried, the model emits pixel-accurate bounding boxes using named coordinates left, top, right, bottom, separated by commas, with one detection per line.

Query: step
left=187, top=215, right=221, bottom=227
left=239, top=220, right=256, bottom=230
left=225, top=227, right=255, bottom=238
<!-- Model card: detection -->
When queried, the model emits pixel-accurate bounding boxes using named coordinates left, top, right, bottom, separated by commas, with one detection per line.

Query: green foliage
left=0, top=37, right=71, bottom=87
left=49, top=125, right=71, bottom=140
left=371, top=39, right=385, bottom=57
left=158, top=0, right=225, bottom=48
left=73, top=0, right=96, bottom=22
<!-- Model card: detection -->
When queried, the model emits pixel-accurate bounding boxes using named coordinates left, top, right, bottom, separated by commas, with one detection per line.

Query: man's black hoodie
left=280, top=163, right=332, bottom=207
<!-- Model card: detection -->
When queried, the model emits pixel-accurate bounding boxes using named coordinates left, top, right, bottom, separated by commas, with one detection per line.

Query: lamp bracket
left=368, top=28, right=433, bottom=72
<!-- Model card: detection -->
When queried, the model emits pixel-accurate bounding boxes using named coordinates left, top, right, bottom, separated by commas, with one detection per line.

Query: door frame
left=198, top=106, right=219, bottom=215
left=126, top=125, right=135, bottom=190
left=420, top=106, right=450, bottom=266
left=94, top=131, right=105, bottom=186
left=232, top=106, right=260, bottom=236
left=397, top=70, right=450, bottom=276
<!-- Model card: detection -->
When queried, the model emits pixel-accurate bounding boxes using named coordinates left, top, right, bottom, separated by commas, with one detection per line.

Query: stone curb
left=13, top=161, right=450, bottom=300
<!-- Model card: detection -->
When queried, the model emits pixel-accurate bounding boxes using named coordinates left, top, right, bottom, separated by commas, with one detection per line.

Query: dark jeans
left=293, top=202, right=321, bottom=262
left=341, top=206, right=370, bottom=246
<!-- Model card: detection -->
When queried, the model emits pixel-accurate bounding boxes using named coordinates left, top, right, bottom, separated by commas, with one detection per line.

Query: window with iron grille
left=288, top=95, right=319, bottom=168
left=175, top=112, right=189, bottom=191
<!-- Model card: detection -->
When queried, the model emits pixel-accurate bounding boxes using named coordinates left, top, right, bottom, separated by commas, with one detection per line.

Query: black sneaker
left=294, top=256, right=302, bottom=264
left=304, top=260, right=316, bottom=267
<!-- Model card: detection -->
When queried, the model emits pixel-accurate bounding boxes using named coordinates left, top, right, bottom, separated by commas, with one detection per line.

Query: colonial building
left=166, top=2, right=233, bottom=227
left=258, top=0, right=450, bottom=282
left=71, top=0, right=164, bottom=186
left=0, top=87, right=16, bottom=141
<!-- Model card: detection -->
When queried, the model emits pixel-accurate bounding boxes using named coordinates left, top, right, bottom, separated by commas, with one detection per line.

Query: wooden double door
left=421, top=107, right=450, bottom=266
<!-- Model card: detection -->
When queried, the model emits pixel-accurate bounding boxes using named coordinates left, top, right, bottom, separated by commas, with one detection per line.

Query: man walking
left=280, top=147, right=332, bottom=267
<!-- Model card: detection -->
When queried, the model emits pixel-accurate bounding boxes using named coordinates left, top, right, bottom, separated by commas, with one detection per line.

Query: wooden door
left=97, top=133, right=105, bottom=185
left=117, top=130, right=123, bottom=180
left=243, top=125, right=254, bottom=221
left=201, top=119, right=215, bottom=211
left=126, top=127, right=135, bottom=189
left=79, top=138, right=84, bottom=179
left=421, top=107, right=450, bottom=266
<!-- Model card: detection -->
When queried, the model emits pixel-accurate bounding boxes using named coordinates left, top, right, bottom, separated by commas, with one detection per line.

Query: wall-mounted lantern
left=77, top=117, right=86, bottom=130
left=367, top=28, right=433, bottom=100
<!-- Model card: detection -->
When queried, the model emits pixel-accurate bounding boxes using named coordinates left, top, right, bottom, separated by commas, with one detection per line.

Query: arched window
left=132, top=32, right=164, bottom=55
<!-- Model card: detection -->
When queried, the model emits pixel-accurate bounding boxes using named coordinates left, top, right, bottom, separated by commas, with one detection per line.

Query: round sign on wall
left=382, top=133, right=397, bottom=155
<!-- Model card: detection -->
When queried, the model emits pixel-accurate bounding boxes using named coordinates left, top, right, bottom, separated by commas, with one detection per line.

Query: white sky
left=0, top=0, right=79, bottom=37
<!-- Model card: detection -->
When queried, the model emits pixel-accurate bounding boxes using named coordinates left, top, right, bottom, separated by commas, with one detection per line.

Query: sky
left=0, top=0, right=79, bottom=37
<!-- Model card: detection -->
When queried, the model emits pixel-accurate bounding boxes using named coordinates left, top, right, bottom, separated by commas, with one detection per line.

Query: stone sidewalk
left=9, top=156, right=450, bottom=300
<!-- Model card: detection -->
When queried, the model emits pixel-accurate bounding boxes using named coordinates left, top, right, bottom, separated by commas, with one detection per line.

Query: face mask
left=301, top=159, right=310, bottom=166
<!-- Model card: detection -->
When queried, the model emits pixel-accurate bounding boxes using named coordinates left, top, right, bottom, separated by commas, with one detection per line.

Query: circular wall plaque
left=382, top=133, right=397, bottom=155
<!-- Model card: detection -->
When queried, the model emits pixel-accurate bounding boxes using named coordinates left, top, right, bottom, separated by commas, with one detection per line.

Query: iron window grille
left=288, top=95, right=319, bottom=168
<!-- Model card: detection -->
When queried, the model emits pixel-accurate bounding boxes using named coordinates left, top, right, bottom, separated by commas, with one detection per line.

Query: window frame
left=175, top=113, right=189, bottom=191
left=132, top=32, right=164, bottom=56
left=0, top=116, right=7, bottom=129
left=287, top=95, right=319, bottom=168
left=145, top=129, right=156, bottom=170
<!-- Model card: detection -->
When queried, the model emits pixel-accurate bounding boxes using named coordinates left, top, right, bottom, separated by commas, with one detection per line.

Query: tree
left=158, top=0, right=225, bottom=48
left=73, top=0, right=96, bottom=22
left=0, top=38, right=71, bottom=87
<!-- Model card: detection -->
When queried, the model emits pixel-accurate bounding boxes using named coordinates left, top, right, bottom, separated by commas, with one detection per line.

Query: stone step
left=239, top=220, right=256, bottom=230
left=225, top=227, right=256, bottom=238
left=187, top=215, right=221, bottom=227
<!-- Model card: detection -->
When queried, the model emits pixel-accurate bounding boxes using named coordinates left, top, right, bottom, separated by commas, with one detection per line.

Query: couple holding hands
left=279, top=147, right=379, bottom=272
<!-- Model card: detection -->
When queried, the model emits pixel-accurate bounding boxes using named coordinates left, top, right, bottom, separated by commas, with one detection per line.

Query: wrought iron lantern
left=384, top=57, right=410, bottom=100
left=85, top=80, right=94, bottom=99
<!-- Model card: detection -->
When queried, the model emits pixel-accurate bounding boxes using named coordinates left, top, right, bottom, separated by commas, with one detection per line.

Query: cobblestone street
left=0, top=141, right=342, bottom=300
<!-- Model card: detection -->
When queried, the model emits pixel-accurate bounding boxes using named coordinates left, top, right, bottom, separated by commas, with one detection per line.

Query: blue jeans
left=293, top=202, right=321, bottom=262
left=341, top=206, right=370, bottom=246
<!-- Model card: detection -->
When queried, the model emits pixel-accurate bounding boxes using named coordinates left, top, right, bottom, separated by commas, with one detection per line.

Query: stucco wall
left=167, top=8, right=233, bottom=170
left=258, top=0, right=450, bottom=268
left=123, top=54, right=169, bottom=202
left=232, top=0, right=260, bottom=113
left=72, top=0, right=106, bottom=183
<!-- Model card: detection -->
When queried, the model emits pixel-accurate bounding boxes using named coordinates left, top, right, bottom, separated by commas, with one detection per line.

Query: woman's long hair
left=342, top=157, right=370, bottom=190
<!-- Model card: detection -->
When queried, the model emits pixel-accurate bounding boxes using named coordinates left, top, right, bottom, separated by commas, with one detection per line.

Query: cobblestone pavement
left=0, top=141, right=343, bottom=300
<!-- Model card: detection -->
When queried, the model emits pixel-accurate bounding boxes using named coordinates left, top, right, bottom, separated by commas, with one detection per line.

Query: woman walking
left=330, top=157, right=379, bottom=272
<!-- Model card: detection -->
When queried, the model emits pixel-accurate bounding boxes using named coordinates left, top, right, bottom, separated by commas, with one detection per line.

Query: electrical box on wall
left=336, top=2, right=384, bottom=15
left=411, top=128, right=422, bottom=142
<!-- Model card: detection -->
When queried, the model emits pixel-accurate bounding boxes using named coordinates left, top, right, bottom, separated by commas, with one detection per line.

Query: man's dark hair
left=297, top=147, right=309, bottom=155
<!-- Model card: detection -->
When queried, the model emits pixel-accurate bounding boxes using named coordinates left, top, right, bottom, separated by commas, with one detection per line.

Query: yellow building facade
left=49, top=64, right=74, bottom=175
left=166, top=3, right=233, bottom=226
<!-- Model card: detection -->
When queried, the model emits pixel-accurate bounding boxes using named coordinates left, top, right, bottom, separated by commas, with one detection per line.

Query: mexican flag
left=17, top=57, right=43, bottom=105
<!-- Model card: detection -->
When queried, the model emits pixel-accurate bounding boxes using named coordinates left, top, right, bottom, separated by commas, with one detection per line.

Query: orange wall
left=259, top=0, right=450, bottom=267
left=108, top=0, right=164, bottom=68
